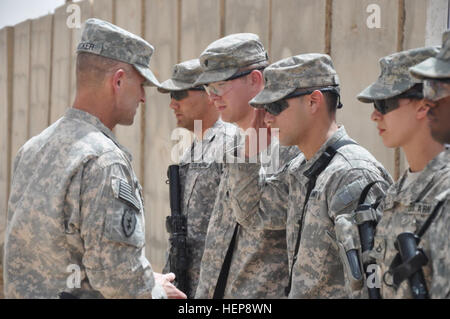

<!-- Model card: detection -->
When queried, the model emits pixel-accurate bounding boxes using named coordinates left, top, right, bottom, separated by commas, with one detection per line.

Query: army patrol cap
left=249, top=53, right=341, bottom=114
left=357, top=47, right=439, bottom=103
left=194, top=33, right=268, bottom=86
left=158, top=59, right=203, bottom=93
left=410, top=30, right=450, bottom=79
left=77, top=18, right=160, bottom=87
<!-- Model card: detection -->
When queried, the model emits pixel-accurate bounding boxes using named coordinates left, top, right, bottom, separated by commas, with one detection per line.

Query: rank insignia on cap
left=122, top=209, right=137, bottom=238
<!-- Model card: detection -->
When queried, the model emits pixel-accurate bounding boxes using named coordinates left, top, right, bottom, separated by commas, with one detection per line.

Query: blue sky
left=0, top=0, right=68, bottom=29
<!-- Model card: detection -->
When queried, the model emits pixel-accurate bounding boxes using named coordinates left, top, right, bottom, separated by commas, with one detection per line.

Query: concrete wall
left=0, top=0, right=447, bottom=282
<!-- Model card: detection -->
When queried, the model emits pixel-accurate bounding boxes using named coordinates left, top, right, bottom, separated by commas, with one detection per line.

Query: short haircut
left=323, top=90, right=339, bottom=117
left=76, top=52, right=132, bottom=88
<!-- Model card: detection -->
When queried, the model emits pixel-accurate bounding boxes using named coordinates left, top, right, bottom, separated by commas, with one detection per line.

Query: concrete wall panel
left=143, top=0, right=178, bottom=272
left=0, top=27, right=14, bottom=299
left=331, top=0, right=399, bottom=177
left=271, top=0, right=327, bottom=61
left=29, top=15, right=53, bottom=138
left=180, top=0, right=221, bottom=61
left=11, top=20, right=31, bottom=165
left=114, top=0, right=144, bottom=181
left=224, top=0, right=270, bottom=51
left=50, top=4, right=73, bottom=124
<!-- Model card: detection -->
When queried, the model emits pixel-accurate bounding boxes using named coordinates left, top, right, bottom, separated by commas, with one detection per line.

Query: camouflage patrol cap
left=77, top=18, right=160, bottom=87
left=250, top=53, right=340, bottom=106
left=194, top=33, right=268, bottom=86
left=158, top=59, right=203, bottom=93
left=410, top=30, right=450, bottom=79
left=357, top=46, right=439, bottom=103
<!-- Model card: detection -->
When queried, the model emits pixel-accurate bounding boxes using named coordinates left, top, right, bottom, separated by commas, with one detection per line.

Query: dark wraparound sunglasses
left=170, top=87, right=205, bottom=101
left=373, top=91, right=423, bottom=115
left=265, top=87, right=341, bottom=115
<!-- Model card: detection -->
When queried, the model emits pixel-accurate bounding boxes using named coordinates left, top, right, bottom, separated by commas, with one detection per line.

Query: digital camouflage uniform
left=371, top=149, right=449, bottom=298
left=229, top=54, right=393, bottom=299
left=194, top=33, right=300, bottom=299
left=3, top=19, right=163, bottom=299
left=159, top=58, right=237, bottom=298
left=359, top=42, right=450, bottom=298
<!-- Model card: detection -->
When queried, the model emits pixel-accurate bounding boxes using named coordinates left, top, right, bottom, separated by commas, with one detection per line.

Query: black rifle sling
left=213, top=223, right=239, bottom=299
left=285, top=139, right=358, bottom=296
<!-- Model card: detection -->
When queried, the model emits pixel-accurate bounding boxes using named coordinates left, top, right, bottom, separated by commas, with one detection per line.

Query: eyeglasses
left=203, top=68, right=265, bottom=97
left=264, top=87, right=341, bottom=115
left=423, top=79, right=450, bottom=101
left=170, top=87, right=205, bottom=101
left=373, top=91, right=423, bottom=115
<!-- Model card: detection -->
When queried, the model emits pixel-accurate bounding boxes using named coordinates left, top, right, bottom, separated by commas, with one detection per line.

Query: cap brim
left=194, top=67, right=238, bottom=86
left=249, top=86, right=297, bottom=107
left=357, top=79, right=415, bottom=103
left=134, top=64, right=160, bottom=87
left=157, top=79, right=195, bottom=93
left=409, top=57, right=450, bottom=79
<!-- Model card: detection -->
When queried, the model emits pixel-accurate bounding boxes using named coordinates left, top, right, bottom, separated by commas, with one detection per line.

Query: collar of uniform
left=65, top=108, right=133, bottom=160
left=195, top=119, right=224, bottom=144
left=388, top=148, right=449, bottom=203
left=304, top=126, right=347, bottom=166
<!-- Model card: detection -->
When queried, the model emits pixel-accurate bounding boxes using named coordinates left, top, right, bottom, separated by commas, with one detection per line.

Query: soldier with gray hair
left=158, top=59, right=236, bottom=298
left=3, top=18, right=186, bottom=299
left=227, top=53, right=392, bottom=298
left=358, top=46, right=448, bottom=299
left=194, top=33, right=299, bottom=299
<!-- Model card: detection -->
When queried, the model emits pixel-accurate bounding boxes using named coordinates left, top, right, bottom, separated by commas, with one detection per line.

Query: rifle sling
left=285, top=139, right=357, bottom=296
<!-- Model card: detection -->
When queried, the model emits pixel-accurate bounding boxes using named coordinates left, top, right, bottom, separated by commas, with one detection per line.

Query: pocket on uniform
left=104, top=177, right=145, bottom=248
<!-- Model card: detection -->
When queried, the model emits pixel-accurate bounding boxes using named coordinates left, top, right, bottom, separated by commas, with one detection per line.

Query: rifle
left=165, top=165, right=188, bottom=294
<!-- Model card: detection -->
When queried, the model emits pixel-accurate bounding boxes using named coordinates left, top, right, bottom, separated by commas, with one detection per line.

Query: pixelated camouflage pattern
left=3, top=108, right=160, bottom=299
left=358, top=47, right=439, bottom=103
left=158, top=59, right=204, bottom=93
left=228, top=127, right=393, bottom=298
left=411, top=30, right=450, bottom=79
left=195, top=33, right=268, bottom=86
left=162, top=120, right=237, bottom=298
left=371, top=148, right=450, bottom=299
left=195, top=138, right=299, bottom=299
left=250, top=54, right=340, bottom=106
left=77, top=18, right=160, bottom=87
left=423, top=78, right=450, bottom=101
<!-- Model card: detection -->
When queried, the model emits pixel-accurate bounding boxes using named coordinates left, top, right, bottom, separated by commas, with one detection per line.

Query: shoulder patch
left=119, top=180, right=141, bottom=211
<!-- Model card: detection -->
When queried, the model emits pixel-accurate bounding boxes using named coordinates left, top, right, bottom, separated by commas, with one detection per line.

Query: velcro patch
left=119, top=180, right=141, bottom=212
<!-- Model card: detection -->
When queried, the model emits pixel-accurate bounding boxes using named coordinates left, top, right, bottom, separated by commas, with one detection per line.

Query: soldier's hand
left=154, top=272, right=187, bottom=299
left=245, top=109, right=272, bottom=158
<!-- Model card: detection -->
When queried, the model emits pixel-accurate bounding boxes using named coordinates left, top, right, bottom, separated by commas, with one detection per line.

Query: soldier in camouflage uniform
left=3, top=19, right=186, bottom=299
left=228, top=53, right=393, bottom=298
left=358, top=46, right=449, bottom=298
left=193, top=33, right=299, bottom=299
left=410, top=33, right=450, bottom=298
left=410, top=30, right=450, bottom=145
left=158, top=59, right=237, bottom=298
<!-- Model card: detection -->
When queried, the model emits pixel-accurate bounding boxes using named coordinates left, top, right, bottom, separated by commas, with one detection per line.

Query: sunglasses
left=264, top=87, right=341, bottom=115
left=170, top=87, right=205, bottom=101
left=373, top=91, right=423, bottom=115
left=204, top=68, right=265, bottom=97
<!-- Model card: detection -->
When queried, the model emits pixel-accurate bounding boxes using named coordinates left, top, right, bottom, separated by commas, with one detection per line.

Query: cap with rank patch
left=77, top=18, right=160, bottom=87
